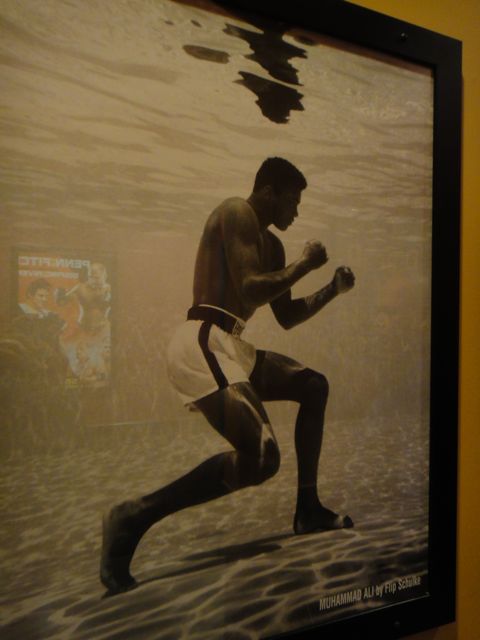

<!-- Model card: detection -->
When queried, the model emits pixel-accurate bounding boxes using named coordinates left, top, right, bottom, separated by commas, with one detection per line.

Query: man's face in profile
left=272, top=188, right=301, bottom=231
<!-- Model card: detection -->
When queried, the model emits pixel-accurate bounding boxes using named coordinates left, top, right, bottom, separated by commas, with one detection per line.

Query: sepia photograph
left=0, top=1, right=457, bottom=639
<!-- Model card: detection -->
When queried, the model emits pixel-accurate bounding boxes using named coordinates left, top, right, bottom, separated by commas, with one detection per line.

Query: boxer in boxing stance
left=101, top=157, right=356, bottom=593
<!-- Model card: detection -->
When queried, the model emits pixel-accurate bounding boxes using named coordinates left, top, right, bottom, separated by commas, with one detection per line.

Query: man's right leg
left=100, top=382, right=280, bottom=593
left=250, top=351, right=353, bottom=534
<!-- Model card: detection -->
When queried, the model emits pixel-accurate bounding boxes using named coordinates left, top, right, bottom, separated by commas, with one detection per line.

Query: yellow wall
left=354, top=2, right=480, bottom=639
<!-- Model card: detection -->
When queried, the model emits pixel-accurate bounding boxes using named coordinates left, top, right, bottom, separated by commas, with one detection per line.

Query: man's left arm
left=269, top=237, right=355, bottom=329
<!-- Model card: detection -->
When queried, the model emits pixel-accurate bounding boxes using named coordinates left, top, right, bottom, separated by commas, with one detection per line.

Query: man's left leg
left=249, top=351, right=353, bottom=534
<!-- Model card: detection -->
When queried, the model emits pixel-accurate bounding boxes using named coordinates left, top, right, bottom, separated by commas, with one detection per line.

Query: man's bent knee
left=246, top=436, right=280, bottom=486
left=260, top=436, right=281, bottom=482
left=306, top=371, right=329, bottom=400
left=292, top=368, right=329, bottom=404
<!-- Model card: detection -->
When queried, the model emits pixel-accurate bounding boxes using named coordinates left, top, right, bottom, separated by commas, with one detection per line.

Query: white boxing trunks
left=166, top=305, right=258, bottom=405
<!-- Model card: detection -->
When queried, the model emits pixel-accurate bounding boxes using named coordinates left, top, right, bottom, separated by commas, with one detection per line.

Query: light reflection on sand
left=0, top=415, right=428, bottom=639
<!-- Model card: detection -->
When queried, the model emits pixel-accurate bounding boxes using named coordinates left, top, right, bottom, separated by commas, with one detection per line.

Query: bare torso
left=192, top=197, right=281, bottom=321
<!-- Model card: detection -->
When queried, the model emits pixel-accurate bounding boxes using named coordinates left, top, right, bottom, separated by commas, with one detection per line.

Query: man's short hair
left=26, top=278, right=51, bottom=298
left=253, top=157, right=307, bottom=194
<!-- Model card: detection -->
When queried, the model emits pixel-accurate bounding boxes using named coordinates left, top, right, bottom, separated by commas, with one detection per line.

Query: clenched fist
left=332, top=266, right=355, bottom=294
left=302, top=240, right=328, bottom=270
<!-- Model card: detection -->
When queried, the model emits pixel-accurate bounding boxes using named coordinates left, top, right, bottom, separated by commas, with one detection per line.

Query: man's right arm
left=222, top=202, right=326, bottom=308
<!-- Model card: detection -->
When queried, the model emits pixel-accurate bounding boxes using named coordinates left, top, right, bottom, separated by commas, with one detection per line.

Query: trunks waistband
left=187, top=305, right=245, bottom=337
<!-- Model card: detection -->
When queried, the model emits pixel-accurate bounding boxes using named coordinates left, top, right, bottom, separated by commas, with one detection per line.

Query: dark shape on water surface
left=180, top=8, right=308, bottom=122
left=183, top=45, right=230, bottom=64
left=237, top=72, right=304, bottom=124
left=224, top=22, right=306, bottom=86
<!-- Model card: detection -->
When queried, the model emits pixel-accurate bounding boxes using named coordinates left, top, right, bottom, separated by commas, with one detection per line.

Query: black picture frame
left=209, top=1, right=461, bottom=638
left=0, top=1, right=460, bottom=638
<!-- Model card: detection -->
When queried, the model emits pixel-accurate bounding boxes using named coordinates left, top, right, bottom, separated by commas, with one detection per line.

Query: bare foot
left=293, top=503, right=354, bottom=535
left=100, top=502, right=145, bottom=594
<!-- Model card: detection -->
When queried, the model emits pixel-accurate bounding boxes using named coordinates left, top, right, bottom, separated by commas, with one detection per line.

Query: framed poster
left=0, top=1, right=460, bottom=640
left=13, top=247, right=113, bottom=389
